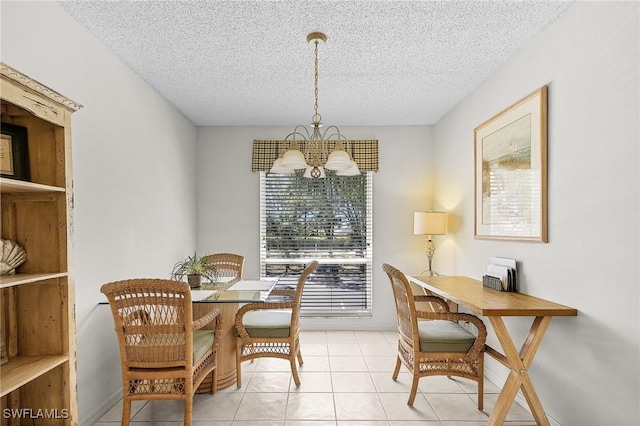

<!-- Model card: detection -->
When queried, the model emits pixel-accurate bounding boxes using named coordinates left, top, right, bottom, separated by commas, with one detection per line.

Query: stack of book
left=482, top=257, right=517, bottom=292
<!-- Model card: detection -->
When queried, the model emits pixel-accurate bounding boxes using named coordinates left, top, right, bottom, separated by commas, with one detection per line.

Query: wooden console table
left=408, top=275, right=577, bottom=426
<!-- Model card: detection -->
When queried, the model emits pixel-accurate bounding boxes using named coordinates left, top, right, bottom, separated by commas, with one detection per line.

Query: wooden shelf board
left=0, top=354, right=69, bottom=396
left=0, top=272, right=67, bottom=289
left=0, top=178, right=65, bottom=193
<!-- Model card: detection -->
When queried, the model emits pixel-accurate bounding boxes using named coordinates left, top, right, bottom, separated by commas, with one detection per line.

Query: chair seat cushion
left=134, top=331, right=215, bottom=365
left=236, top=309, right=292, bottom=338
left=193, top=330, right=215, bottom=364
left=417, top=320, right=476, bottom=353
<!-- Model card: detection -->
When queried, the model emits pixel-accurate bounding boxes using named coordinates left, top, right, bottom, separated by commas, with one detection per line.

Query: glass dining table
left=190, top=277, right=280, bottom=391
left=192, top=277, right=277, bottom=303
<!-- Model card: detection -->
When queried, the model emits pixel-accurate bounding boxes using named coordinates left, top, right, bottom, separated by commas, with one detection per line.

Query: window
left=260, top=172, right=373, bottom=317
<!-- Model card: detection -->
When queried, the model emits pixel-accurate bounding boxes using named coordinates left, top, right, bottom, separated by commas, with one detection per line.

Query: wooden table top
left=408, top=275, right=577, bottom=317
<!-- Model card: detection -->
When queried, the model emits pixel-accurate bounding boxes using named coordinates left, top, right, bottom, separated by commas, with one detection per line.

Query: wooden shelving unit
left=1, top=63, right=81, bottom=425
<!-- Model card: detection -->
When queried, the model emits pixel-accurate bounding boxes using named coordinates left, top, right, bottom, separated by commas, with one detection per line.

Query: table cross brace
left=487, top=316, right=552, bottom=426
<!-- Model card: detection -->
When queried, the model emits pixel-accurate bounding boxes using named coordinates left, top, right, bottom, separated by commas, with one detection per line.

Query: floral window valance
left=252, top=139, right=379, bottom=172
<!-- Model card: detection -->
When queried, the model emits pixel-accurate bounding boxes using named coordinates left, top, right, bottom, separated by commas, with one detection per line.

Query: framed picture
left=474, top=86, right=548, bottom=242
left=0, top=332, right=7, bottom=365
left=1, top=122, right=30, bottom=181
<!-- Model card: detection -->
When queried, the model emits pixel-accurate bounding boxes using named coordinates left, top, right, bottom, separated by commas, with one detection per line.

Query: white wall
left=433, top=2, right=639, bottom=425
left=1, top=2, right=198, bottom=425
left=196, top=125, right=435, bottom=330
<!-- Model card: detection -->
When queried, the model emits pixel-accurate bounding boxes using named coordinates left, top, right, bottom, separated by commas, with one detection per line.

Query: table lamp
left=414, top=211, right=447, bottom=276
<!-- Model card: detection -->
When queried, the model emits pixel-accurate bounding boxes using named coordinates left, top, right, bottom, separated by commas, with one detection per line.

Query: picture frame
left=1, top=122, right=30, bottom=181
left=0, top=332, right=7, bottom=365
left=474, top=86, right=548, bottom=242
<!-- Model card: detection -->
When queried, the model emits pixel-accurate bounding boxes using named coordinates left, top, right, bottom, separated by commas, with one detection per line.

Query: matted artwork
left=1, top=122, right=30, bottom=181
left=474, top=86, right=548, bottom=242
left=0, top=332, right=8, bottom=365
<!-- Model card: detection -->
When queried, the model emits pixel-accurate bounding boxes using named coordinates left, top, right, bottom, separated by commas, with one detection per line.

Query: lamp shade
left=414, top=211, right=447, bottom=235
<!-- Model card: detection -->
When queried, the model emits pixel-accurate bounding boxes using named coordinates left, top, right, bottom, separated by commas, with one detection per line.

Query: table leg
left=487, top=316, right=552, bottom=426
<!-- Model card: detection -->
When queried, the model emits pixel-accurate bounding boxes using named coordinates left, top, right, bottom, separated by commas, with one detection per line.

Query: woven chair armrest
left=122, top=308, right=151, bottom=325
left=235, top=301, right=294, bottom=345
left=413, top=295, right=450, bottom=312
left=416, top=311, right=487, bottom=360
left=193, top=307, right=222, bottom=331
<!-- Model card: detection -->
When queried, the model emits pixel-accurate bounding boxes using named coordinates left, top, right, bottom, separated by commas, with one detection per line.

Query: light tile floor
left=94, top=330, right=535, bottom=425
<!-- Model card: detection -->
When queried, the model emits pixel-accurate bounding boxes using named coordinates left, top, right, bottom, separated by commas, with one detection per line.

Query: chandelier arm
left=320, top=125, right=345, bottom=141
left=285, top=125, right=312, bottom=141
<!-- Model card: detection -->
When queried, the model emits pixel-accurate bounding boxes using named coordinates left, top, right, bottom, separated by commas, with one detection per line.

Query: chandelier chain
left=313, top=39, right=320, bottom=123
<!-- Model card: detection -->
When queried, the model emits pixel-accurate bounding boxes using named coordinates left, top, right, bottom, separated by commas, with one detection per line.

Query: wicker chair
left=101, top=278, right=223, bottom=426
left=381, top=263, right=487, bottom=409
left=234, top=260, right=318, bottom=387
left=204, top=252, right=245, bottom=281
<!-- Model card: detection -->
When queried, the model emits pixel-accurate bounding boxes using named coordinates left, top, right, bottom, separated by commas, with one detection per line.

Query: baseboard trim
left=79, top=389, right=121, bottom=426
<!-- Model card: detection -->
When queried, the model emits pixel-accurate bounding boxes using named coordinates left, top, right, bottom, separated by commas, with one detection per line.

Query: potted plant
left=170, top=253, right=219, bottom=288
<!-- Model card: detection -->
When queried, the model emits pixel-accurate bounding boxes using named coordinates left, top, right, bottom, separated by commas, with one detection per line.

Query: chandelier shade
left=271, top=32, right=358, bottom=178
left=279, top=140, right=308, bottom=170
left=324, top=141, right=352, bottom=171
left=270, top=158, right=295, bottom=174
left=336, top=160, right=361, bottom=176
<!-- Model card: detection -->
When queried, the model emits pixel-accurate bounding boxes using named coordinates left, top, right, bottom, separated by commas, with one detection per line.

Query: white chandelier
left=270, top=32, right=360, bottom=179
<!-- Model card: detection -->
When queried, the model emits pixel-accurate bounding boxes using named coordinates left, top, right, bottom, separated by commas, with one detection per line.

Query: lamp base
left=421, top=238, right=437, bottom=277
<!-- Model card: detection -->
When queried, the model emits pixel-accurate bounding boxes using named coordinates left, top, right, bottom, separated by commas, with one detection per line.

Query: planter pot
left=187, top=274, right=201, bottom=289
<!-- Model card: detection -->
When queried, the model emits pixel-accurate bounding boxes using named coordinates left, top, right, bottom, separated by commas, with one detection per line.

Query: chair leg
left=477, top=358, right=484, bottom=411
left=184, top=397, right=192, bottom=426
left=297, top=348, right=304, bottom=366
left=236, top=339, right=242, bottom=388
left=211, top=367, right=218, bottom=394
left=290, top=355, right=301, bottom=387
left=121, top=398, right=131, bottom=426
left=408, top=374, right=420, bottom=406
left=392, top=356, right=402, bottom=380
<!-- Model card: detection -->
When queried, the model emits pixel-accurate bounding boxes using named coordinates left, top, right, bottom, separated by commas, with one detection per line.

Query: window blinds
left=260, top=172, right=373, bottom=317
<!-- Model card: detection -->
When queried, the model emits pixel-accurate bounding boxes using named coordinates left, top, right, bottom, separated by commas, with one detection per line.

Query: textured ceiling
left=59, top=1, right=574, bottom=126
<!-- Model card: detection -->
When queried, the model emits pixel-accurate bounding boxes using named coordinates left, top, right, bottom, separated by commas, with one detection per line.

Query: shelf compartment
left=0, top=272, right=67, bottom=289
left=1, top=192, right=67, bottom=275
left=0, top=354, right=69, bottom=396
